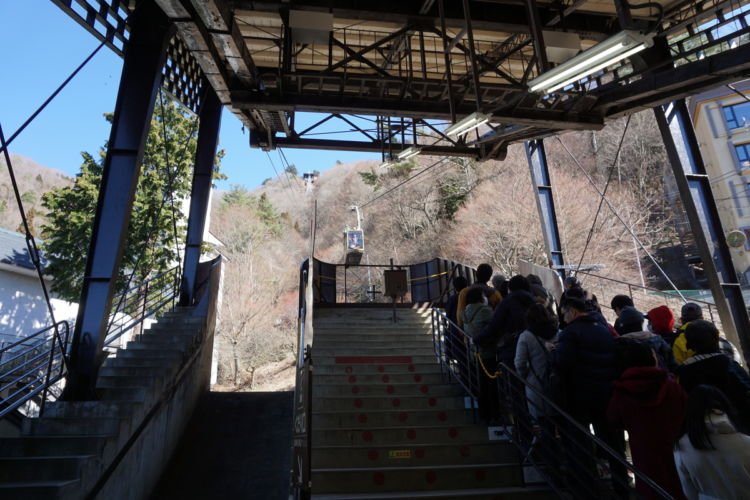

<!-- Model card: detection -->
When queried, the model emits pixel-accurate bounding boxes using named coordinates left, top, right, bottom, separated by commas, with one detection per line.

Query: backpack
left=528, top=334, right=565, bottom=407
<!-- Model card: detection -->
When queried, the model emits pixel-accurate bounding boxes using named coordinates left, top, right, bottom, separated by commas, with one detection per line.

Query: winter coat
left=674, top=413, right=750, bottom=499
left=515, top=330, right=555, bottom=419
left=477, top=290, right=535, bottom=366
left=607, top=366, right=687, bottom=500
left=553, top=313, right=617, bottom=410
left=617, top=331, right=678, bottom=373
left=445, top=292, right=460, bottom=325
left=677, top=352, right=750, bottom=431
left=463, top=303, right=493, bottom=343
left=673, top=327, right=742, bottom=365
left=456, top=284, right=501, bottom=327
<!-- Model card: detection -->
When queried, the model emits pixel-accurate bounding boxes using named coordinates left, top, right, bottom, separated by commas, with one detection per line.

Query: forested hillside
left=0, top=111, right=679, bottom=392
left=210, top=110, right=678, bottom=391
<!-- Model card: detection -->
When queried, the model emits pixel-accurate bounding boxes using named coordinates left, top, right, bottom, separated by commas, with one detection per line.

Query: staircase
left=0, top=309, right=206, bottom=500
left=311, top=307, right=553, bottom=499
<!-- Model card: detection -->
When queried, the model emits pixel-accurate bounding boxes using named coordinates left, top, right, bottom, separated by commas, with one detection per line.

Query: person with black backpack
left=514, top=303, right=559, bottom=420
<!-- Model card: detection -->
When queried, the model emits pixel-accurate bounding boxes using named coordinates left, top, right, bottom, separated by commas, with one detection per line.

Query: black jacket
left=677, top=352, right=750, bottom=430
left=553, top=313, right=617, bottom=408
left=477, top=290, right=535, bottom=364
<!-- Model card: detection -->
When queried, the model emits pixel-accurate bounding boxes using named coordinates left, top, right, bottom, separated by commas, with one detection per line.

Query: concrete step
left=314, top=326, right=430, bottom=334
left=312, top=395, right=464, bottom=412
left=312, top=441, right=519, bottom=468
left=154, top=314, right=203, bottom=325
left=42, top=400, right=144, bottom=420
left=101, top=357, right=177, bottom=369
left=315, top=355, right=438, bottom=366
left=311, top=486, right=553, bottom=499
left=137, top=332, right=198, bottom=345
left=0, top=455, right=95, bottom=482
left=312, top=463, right=523, bottom=493
left=123, top=341, right=191, bottom=354
left=315, top=372, right=445, bottom=385
left=315, top=348, right=437, bottom=357
left=113, top=349, right=184, bottom=361
left=313, top=363, right=442, bottom=376
left=312, top=424, right=487, bottom=446
left=0, top=435, right=110, bottom=458
left=22, top=417, right=127, bottom=437
left=95, top=386, right=150, bottom=403
left=312, top=409, right=473, bottom=428
left=314, top=383, right=462, bottom=398
left=96, top=374, right=161, bottom=390
left=0, top=480, right=80, bottom=500
left=313, top=338, right=432, bottom=349
left=98, top=365, right=177, bottom=378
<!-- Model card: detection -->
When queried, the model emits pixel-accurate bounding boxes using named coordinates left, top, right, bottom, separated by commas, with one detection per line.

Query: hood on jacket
left=620, top=330, right=657, bottom=342
left=707, top=411, right=739, bottom=435
left=613, top=366, right=671, bottom=406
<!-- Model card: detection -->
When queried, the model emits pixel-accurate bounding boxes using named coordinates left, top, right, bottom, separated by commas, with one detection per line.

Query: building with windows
left=691, top=80, right=750, bottom=283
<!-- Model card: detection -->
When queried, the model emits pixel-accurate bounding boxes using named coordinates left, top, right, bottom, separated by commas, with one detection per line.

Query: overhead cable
left=360, top=156, right=450, bottom=209
left=556, top=136, right=687, bottom=302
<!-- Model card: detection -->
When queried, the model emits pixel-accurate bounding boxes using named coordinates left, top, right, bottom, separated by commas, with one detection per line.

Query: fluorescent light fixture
left=445, top=111, right=492, bottom=138
left=397, top=146, right=422, bottom=160
left=528, top=30, right=653, bottom=94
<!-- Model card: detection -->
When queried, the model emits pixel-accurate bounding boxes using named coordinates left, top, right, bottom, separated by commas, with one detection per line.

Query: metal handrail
left=104, top=265, right=181, bottom=347
left=0, top=266, right=180, bottom=421
left=429, top=306, right=672, bottom=499
left=0, top=321, right=70, bottom=419
left=292, top=261, right=313, bottom=500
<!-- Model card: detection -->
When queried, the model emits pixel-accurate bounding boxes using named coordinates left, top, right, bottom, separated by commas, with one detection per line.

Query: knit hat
left=681, top=302, right=703, bottom=322
left=646, top=305, right=675, bottom=335
left=619, top=306, right=645, bottom=329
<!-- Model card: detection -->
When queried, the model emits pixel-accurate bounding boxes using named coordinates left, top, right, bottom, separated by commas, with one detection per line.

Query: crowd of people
left=444, top=264, right=750, bottom=499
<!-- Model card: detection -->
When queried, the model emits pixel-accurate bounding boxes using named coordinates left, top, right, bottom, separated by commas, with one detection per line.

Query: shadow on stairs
left=151, top=391, right=293, bottom=500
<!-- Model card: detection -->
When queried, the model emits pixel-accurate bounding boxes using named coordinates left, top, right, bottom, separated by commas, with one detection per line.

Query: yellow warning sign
left=388, top=449, right=412, bottom=459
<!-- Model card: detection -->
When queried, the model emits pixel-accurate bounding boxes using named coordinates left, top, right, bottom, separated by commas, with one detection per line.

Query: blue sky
left=0, top=1, right=378, bottom=190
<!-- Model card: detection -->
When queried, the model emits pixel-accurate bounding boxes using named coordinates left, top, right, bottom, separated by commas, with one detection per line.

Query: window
left=723, top=101, right=750, bottom=129
left=736, top=143, right=750, bottom=170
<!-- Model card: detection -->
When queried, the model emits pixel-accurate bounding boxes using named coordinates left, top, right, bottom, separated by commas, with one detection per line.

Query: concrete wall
left=93, top=259, right=222, bottom=500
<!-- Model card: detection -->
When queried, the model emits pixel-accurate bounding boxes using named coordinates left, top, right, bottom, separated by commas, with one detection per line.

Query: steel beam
left=231, top=91, right=604, bottom=130
left=257, top=135, right=480, bottom=158
left=654, top=100, right=750, bottom=363
left=180, top=85, right=222, bottom=306
left=525, top=139, right=565, bottom=277
left=64, top=1, right=174, bottom=400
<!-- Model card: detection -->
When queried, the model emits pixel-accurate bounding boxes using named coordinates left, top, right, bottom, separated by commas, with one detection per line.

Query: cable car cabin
left=344, top=229, right=364, bottom=266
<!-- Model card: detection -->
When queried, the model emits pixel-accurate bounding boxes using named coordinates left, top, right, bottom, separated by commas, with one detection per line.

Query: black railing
left=430, top=307, right=672, bottom=499
left=105, top=265, right=181, bottom=348
left=0, top=321, right=71, bottom=418
left=292, top=260, right=313, bottom=500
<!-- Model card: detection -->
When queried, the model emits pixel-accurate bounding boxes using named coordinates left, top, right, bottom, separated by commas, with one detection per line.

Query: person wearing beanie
left=615, top=307, right=678, bottom=373
left=456, top=263, right=502, bottom=327
left=673, top=303, right=703, bottom=365
left=647, top=306, right=677, bottom=344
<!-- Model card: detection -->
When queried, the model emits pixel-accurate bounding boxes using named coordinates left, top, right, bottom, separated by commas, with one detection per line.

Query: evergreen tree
left=41, top=97, right=221, bottom=302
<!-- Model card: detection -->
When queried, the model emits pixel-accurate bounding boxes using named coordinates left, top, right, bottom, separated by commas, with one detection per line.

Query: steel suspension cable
left=556, top=136, right=687, bottom=301
left=575, top=115, right=632, bottom=274
left=0, top=122, right=65, bottom=358
left=264, top=151, right=295, bottom=204
left=278, top=147, right=304, bottom=188
left=360, top=157, right=450, bottom=209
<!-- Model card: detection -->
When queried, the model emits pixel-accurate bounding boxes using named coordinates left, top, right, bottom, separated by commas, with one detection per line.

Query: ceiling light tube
left=397, top=146, right=422, bottom=160
left=445, top=111, right=491, bottom=138
left=528, top=30, right=653, bottom=93
left=543, top=43, right=647, bottom=93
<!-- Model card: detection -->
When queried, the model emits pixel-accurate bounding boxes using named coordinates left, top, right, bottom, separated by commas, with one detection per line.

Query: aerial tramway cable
left=359, top=156, right=451, bottom=209
left=556, top=136, right=687, bottom=301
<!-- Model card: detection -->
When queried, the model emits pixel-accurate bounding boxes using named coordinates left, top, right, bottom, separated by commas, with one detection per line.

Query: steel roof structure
left=53, top=0, right=750, bottom=160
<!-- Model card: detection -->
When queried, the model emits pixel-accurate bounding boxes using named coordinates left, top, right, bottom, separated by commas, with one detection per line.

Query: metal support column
left=64, top=1, right=174, bottom=400
left=654, top=100, right=750, bottom=362
left=180, top=85, right=222, bottom=306
left=525, top=139, right=565, bottom=278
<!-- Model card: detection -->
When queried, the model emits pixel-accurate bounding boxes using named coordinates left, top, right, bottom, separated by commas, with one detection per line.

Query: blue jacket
left=554, top=313, right=617, bottom=408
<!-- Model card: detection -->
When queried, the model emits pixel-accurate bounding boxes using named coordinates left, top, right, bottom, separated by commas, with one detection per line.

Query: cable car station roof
left=54, top=0, right=750, bottom=160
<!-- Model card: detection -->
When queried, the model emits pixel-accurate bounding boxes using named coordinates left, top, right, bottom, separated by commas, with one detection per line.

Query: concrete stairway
left=311, top=307, right=552, bottom=499
left=0, top=310, right=205, bottom=500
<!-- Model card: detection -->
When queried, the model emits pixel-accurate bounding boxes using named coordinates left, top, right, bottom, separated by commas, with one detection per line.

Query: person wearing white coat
left=673, top=385, right=750, bottom=499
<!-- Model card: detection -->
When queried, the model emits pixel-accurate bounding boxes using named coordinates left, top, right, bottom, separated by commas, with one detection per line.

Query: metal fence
left=0, top=265, right=181, bottom=420
left=430, top=307, right=672, bottom=499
